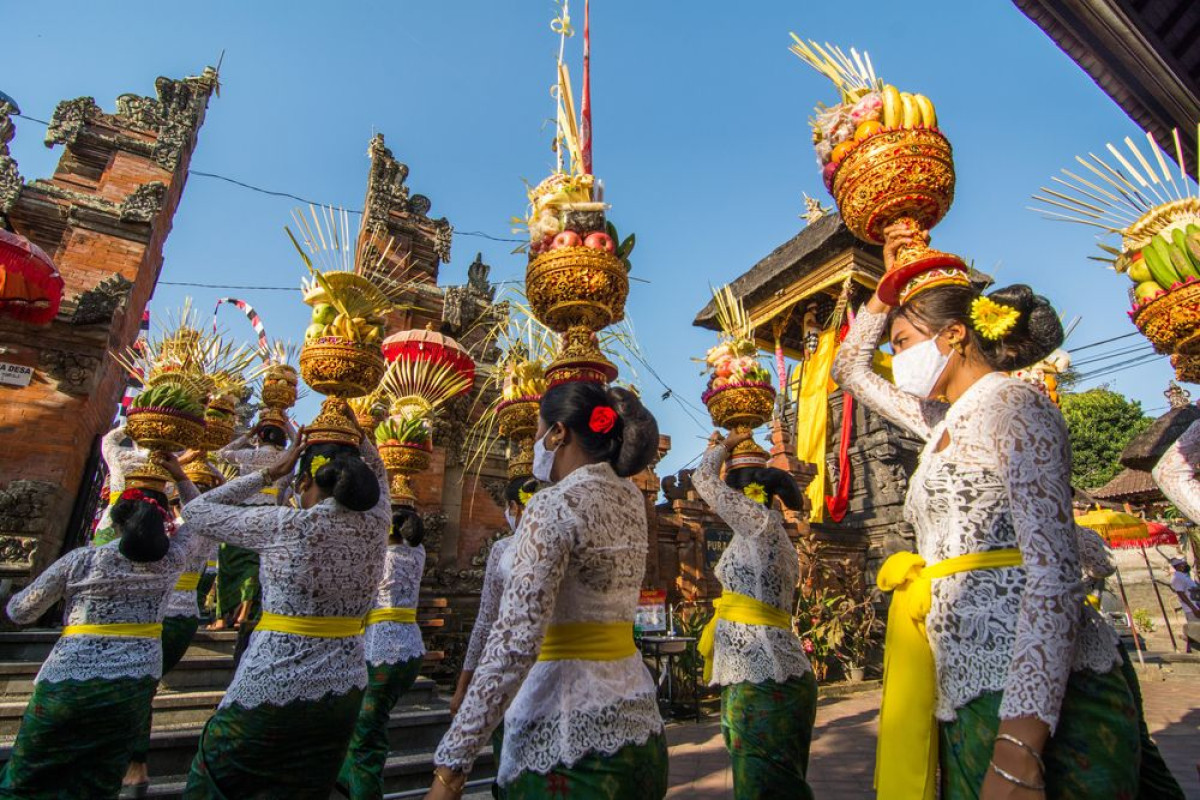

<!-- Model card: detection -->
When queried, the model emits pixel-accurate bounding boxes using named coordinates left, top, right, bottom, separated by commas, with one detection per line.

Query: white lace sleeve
left=182, top=471, right=304, bottom=551
left=830, top=307, right=946, bottom=441
left=7, top=549, right=81, bottom=624
left=358, top=438, right=390, bottom=505
left=991, top=384, right=1081, bottom=730
left=1075, top=526, right=1115, bottom=580
left=101, top=427, right=129, bottom=495
left=691, top=446, right=770, bottom=537
left=435, top=492, right=575, bottom=773
left=176, top=479, right=200, bottom=505
left=216, top=433, right=255, bottom=468
left=1153, top=419, right=1200, bottom=523
left=462, top=540, right=508, bottom=672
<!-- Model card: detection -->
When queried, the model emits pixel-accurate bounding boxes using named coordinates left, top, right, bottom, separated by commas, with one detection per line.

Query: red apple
left=584, top=232, right=616, bottom=253
left=553, top=231, right=583, bottom=249
left=822, top=161, right=838, bottom=192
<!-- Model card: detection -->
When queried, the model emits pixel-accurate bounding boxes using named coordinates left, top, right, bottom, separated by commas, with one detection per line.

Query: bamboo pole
left=1113, top=565, right=1145, bottom=667
left=1140, top=544, right=1179, bottom=652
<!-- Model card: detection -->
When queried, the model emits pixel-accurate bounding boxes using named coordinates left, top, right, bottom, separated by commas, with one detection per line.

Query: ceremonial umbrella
left=1076, top=509, right=1178, bottom=652
left=0, top=228, right=64, bottom=325
left=382, top=327, right=476, bottom=390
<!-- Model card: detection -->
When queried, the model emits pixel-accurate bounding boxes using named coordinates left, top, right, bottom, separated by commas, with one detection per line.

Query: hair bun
left=982, top=284, right=1063, bottom=372
left=607, top=387, right=659, bottom=478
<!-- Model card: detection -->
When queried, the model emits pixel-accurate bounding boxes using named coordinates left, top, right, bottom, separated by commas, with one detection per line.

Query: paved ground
left=666, top=665, right=1200, bottom=799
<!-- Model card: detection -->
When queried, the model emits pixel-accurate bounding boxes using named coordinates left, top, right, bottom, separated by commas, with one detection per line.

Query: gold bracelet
left=433, top=767, right=465, bottom=793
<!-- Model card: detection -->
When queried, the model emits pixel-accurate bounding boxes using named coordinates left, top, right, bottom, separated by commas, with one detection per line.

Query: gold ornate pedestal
left=126, top=408, right=206, bottom=453
left=379, top=443, right=432, bottom=506
left=1133, top=281, right=1200, bottom=357
left=703, top=383, right=775, bottom=470
left=299, top=338, right=386, bottom=398
left=497, top=397, right=541, bottom=480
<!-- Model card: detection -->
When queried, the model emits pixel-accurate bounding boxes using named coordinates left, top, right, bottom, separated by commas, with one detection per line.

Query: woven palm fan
left=287, top=205, right=415, bottom=302
left=378, top=357, right=474, bottom=423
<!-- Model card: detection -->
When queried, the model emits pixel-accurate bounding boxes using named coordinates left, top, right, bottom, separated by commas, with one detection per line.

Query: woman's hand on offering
left=881, top=222, right=927, bottom=274
left=266, top=427, right=307, bottom=483
left=160, top=453, right=187, bottom=482
left=720, top=429, right=754, bottom=453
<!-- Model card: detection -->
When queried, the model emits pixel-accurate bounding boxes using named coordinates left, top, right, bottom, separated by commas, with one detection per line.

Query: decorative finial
left=1165, top=381, right=1191, bottom=409
left=801, top=194, right=829, bottom=225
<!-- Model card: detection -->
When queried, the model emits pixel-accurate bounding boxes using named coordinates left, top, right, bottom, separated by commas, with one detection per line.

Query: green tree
left=1059, top=388, right=1153, bottom=489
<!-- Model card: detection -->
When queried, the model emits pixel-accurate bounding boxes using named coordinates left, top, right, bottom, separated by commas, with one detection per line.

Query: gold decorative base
left=1172, top=353, right=1200, bottom=384
left=704, top=384, right=775, bottom=431
left=299, top=338, right=385, bottom=398
left=379, top=442, right=432, bottom=507
left=126, top=408, right=206, bottom=452
left=125, top=453, right=173, bottom=494
left=183, top=455, right=225, bottom=490
left=526, top=247, right=629, bottom=333
left=306, top=398, right=361, bottom=447
left=200, top=417, right=236, bottom=452
left=497, top=398, right=541, bottom=441
left=1133, top=281, right=1200, bottom=355
left=507, top=438, right=535, bottom=480
left=389, top=472, right=418, bottom=506
left=727, top=430, right=770, bottom=472
left=546, top=326, right=618, bottom=386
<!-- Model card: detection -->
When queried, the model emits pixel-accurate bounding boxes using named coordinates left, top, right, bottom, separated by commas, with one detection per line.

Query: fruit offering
left=791, top=37, right=939, bottom=187
left=1125, top=224, right=1200, bottom=305
left=502, top=359, right=549, bottom=402
left=522, top=175, right=637, bottom=271
left=374, top=416, right=431, bottom=447
left=700, top=286, right=773, bottom=394
left=130, top=384, right=205, bottom=417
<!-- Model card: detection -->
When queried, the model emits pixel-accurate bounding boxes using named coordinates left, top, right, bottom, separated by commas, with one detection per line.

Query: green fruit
left=304, top=323, right=326, bottom=341
left=1143, top=237, right=1178, bottom=289
left=1187, top=232, right=1200, bottom=267
left=1134, top=281, right=1163, bottom=303
left=312, top=304, right=336, bottom=325
left=1171, top=229, right=1200, bottom=279
left=1127, top=255, right=1152, bottom=284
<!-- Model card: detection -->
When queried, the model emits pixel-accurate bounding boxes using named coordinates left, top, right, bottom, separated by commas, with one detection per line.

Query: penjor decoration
left=701, top=286, right=775, bottom=470
left=1032, top=123, right=1200, bottom=381
left=791, top=36, right=968, bottom=305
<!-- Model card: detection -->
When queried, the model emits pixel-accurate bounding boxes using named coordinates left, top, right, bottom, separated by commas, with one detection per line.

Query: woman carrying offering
left=832, top=224, right=1140, bottom=800
left=449, top=475, right=541, bottom=800
left=428, top=383, right=666, bottom=800
left=337, top=506, right=427, bottom=800
left=181, top=419, right=390, bottom=798
left=93, top=424, right=147, bottom=546
left=692, top=431, right=816, bottom=800
left=0, top=455, right=198, bottom=798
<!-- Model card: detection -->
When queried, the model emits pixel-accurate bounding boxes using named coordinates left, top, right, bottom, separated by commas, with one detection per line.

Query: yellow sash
left=698, top=590, right=793, bottom=683
left=365, top=607, right=417, bottom=626
left=174, top=572, right=201, bottom=591
left=875, top=548, right=1023, bottom=800
left=256, top=611, right=364, bottom=638
left=62, top=623, right=163, bottom=638
left=205, top=560, right=217, bottom=569
left=260, top=487, right=279, bottom=497
left=537, top=622, right=636, bottom=661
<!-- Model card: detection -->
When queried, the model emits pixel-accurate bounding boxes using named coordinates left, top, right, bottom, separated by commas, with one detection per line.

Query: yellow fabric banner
left=874, top=548, right=1024, bottom=800
left=364, top=607, right=417, bottom=626
left=697, top=590, right=793, bottom=683
left=62, top=623, right=163, bottom=638
left=794, top=328, right=839, bottom=522
left=256, top=611, right=364, bottom=638
left=537, top=621, right=636, bottom=662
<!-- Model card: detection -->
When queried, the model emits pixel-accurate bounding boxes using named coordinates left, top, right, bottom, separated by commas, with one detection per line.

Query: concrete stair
left=0, top=629, right=497, bottom=798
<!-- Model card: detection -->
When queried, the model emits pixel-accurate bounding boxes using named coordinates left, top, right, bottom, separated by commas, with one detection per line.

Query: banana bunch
left=375, top=416, right=430, bottom=446
left=131, top=384, right=205, bottom=416
left=304, top=312, right=387, bottom=345
left=1130, top=224, right=1200, bottom=303
left=881, top=86, right=937, bottom=129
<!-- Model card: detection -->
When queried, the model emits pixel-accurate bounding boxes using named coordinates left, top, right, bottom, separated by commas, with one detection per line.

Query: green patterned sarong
left=93, top=525, right=117, bottom=547
left=940, top=666, right=1141, bottom=799
left=337, top=658, right=423, bottom=800
left=197, top=569, right=217, bottom=616
left=131, top=615, right=202, bottom=763
left=215, top=544, right=259, bottom=619
left=504, top=734, right=668, bottom=799
left=1117, top=644, right=1186, bottom=799
left=183, top=689, right=362, bottom=799
left=720, top=673, right=817, bottom=800
left=0, top=676, right=155, bottom=799
left=492, top=721, right=505, bottom=800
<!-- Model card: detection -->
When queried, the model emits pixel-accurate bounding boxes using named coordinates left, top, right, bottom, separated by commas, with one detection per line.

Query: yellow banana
left=900, top=93, right=920, bottom=128
left=914, top=94, right=937, bottom=128
left=882, top=85, right=902, bottom=128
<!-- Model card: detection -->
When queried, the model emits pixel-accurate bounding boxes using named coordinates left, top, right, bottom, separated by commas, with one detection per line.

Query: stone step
left=0, top=677, right=440, bottom=739
left=0, top=628, right=239, bottom=662
left=0, top=654, right=237, bottom=699
left=136, top=746, right=498, bottom=800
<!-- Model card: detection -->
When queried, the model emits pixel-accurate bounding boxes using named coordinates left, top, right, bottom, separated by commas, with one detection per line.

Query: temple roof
left=693, top=213, right=877, bottom=332
left=1090, top=467, right=1162, bottom=503
left=1013, top=0, right=1200, bottom=175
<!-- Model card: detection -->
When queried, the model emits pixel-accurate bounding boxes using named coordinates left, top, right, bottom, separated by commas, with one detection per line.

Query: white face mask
left=532, top=432, right=558, bottom=484
left=891, top=336, right=951, bottom=398
left=504, top=508, right=518, bottom=532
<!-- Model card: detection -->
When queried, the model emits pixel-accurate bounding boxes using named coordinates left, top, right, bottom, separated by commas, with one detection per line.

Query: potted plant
left=834, top=597, right=882, bottom=682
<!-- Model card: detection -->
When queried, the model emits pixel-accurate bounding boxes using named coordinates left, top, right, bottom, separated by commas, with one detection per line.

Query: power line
left=1076, top=353, right=1167, bottom=383
left=1070, top=343, right=1156, bottom=369
left=1068, top=331, right=1140, bottom=353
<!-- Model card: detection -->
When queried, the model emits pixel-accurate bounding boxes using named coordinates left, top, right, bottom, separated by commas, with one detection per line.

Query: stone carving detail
left=467, top=253, right=495, bottom=299
left=0, top=536, right=37, bottom=568
left=421, top=510, right=448, bottom=569
left=119, top=181, right=167, bottom=223
left=442, top=287, right=467, bottom=331
left=70, top=274, right=133, bottom=325
left=481, top=477, right=508, bottom=509
left=45, top=97, right=102, bottom=148
left=662, top=469, right=697, bottom=502
left=39, top=349, right=102, bottom=396
left=365, top=134, right=412, bottom=227
left=0, top=480, right=59, bottom=558
left=434, top=218, right=453, bottom=264
left=433, top=395, right=472, bottom=466
left=410, top=194, right=432, bottom=217
left=0, top=100, right=21, bottom=214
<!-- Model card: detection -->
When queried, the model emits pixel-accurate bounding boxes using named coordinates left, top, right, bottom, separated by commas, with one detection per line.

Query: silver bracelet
left=989, top=761, right=1046, bottom=791
left=995, top=733, right=1047, bottom=775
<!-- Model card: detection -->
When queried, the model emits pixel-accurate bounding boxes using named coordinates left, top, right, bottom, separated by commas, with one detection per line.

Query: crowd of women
left=0, top=224, right=1197, bottom=799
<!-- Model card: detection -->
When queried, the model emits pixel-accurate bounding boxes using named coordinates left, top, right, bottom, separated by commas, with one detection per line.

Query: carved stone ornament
left=421, top=510, right=448, bottom=565
left=45, top=97, right=102, bottom=148
left=442, top=287, right=467, bottom=331
left=662, top=469, right=696, bottom=502
left=365, top=134, right=411, bottom=227
left=467, top=252, right=495, bottom=299
left=432, top=395, right=472, bottom=466
left=434, top=217, right=453, bottom=264
left=38, top=349, right=102, bottom=395
left=0, top=101, right=20, bottom=214
left=410, top=194, right=432, bottom=217
left=0, top=480, right=59, bottom=568
left=70, top=274, right=133, bottom=325
left=0, top=535, right=37, bottom=569
left=119, top=181, right=167, bottom=223
left=481, top=477, right=508, bottom=509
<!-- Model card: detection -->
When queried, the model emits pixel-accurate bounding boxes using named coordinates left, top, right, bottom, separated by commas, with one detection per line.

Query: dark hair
left=539, top=383, right=659, bottom=478
left=112, top=489, right=171, bottom=563
left=391, top=507, right=425, bottom=547
left=504, top=476, right=540, bottom=507
left=724, top=467, right=804, bottom=511
left=892, top=284, right=1063, bottom=373
left=258, top=425, right=288, bottom=448
left=299, top=443, right=381, bottom=512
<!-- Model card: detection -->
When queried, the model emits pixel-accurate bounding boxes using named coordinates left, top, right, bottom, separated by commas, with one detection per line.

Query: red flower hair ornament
left=589, top=406, right=618, bottom=435
left=118, top=489, right=177, bottom=533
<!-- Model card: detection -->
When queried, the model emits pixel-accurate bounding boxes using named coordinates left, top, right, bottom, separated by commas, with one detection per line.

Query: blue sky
left=2, top=1, right=1181, bottom=479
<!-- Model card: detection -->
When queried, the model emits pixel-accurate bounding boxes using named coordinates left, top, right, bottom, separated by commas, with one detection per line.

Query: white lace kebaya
left=364, top=542, right=426, bottom=667
left=217, top=431, right=292, bottom=506
left=164, top=535, right=217, bottom=619
left=6, top=482, right=202, bottom=685
left=1152, top=418, right=1200, bottom=523
left=181, top=439, right=390, bottom=709
left=692, top=447, right=813, bottom=686
left=95, top=426, right=147, bottom=538
left=461, top=536, right=514, bottom=673
left=435, top=462, right=663, bottom=785
left=832, top=308, right=1119, bottom=730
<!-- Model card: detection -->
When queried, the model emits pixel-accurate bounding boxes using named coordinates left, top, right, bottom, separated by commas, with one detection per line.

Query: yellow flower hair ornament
left=308, top=455, right=332, bottom=476
left=518, top=487, right=535, bottom=507
left=970, top=296, right=1021, bottom=341
left=742, top=483, right=768, bottom=505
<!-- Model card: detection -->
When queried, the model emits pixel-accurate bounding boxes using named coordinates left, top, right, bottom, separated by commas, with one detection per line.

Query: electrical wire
left=1075, top=353, right=1167, bottom=383
left=1070, top=343, right=1156, bottom=369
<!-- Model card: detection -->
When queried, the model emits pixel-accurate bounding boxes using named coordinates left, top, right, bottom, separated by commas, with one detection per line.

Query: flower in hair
left=309, top=455, right=332, bottom=476
left=970, top=296, right=1021, bottom=341
left=589, top=406, right=617, bottom=434
left=518, top=487, right=535, bottom=507
left=742, top=483, right=768, bottom=505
